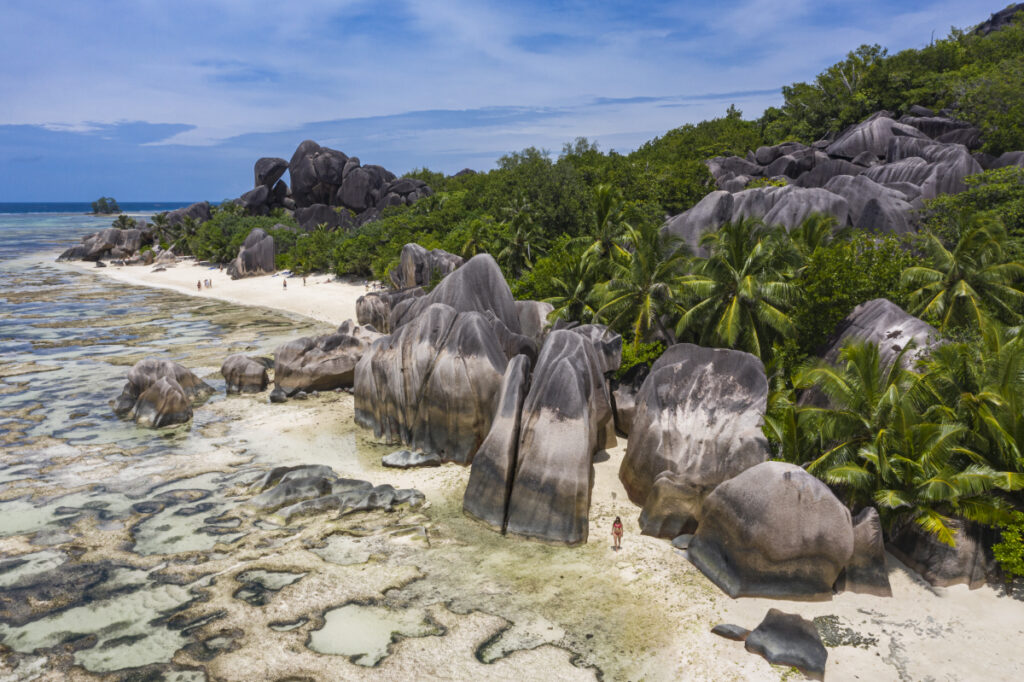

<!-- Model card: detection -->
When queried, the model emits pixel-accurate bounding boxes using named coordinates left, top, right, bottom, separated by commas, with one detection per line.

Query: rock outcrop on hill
left=226, top=228, right=275, bottom=279
left=974, top=2, right=1024, bottom=35
left=687, top=461, right=855, bottom=599
left=663, top=108, right=1009, bottom=250
left=274, top=320, right=381, bottom=395
left=111, top=358, right=213, bottom=428
left=390, top=243, right=464, bottom=289
left=619, top=344, right=770, bottom=538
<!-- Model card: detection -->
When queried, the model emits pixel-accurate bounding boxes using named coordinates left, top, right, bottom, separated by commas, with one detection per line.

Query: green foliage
left=747, top=177, right=788, bottom=189
left=792, top=233, right=918, bottom=354
left=91, top=197, right=120, bottom=214
left=111, top=214, right=137, bottom=230
left=993, top=510, right=1024, bottom=579
left=615, top=341, right=665, bottom=380
left=920, top=167, right=1024, bottom=255
left=186, top=202, right=297, bottom=263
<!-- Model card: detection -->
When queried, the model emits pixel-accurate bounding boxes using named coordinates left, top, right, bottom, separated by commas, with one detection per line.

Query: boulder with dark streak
left=619, top=344, right=769, bottom=538
left=888, top=519, right=999, bottom=588
left=274, top=320, right=382, bottom=394
left=221, top=354, right=270, bottom=394
left=356, top=287, right=425, bottom=334
left=391, top=243, right=464, bottom=289
left=111, top=358, right=213, bottom=428
left=835, top=507, right=892, bottom=596
left=744, top=610, right=828, bottom=678
left=515, top=300, right=553, bottom=346
left=226, top=228, right=275, bottom=279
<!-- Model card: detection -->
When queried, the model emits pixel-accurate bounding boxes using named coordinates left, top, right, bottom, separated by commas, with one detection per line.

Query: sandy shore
left=66, top=257, right=371, bottom=326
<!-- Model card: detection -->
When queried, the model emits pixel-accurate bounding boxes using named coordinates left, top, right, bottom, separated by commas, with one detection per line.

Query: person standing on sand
left=283, top=279, right=287, bottom=290
left=612, top=516, right=623, bottom=550
left=197, top=280, right=202, bottom=291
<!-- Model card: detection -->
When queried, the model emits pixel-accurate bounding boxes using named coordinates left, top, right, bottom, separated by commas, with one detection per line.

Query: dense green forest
left=142, top=12, right=1024, bottom=571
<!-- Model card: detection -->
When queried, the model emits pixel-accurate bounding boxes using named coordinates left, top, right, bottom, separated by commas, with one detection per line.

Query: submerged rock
left=687, top=461, right=854, bottom=599
left=274, top=320, right=381, bottom=394
left=619, top=344, right=769, bottom=538
left=111, top=358, right=213, bottom=428
left=221, top=354, right=269, bottom=394
left=744, top=609, right=828, bottom=678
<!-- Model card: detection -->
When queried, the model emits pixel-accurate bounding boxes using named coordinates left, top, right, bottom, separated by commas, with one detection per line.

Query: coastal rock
left=504, top=329, right=618, bottom=545
left=165, top=201, right=212, bottom=227
left=294, top=204, right=352, bottom=232
left=254, top=157, right=288, bottom=189
left=711, top=624, right=750, bottom=642
left=687, top=461, right=854, bottom=599
left=288, top=140, right=349, bottom=208
left=382, top=450, right=443, bottom=469
left=744, top=609, right=828, bottom=678
left=515, top=300, right=553, bottom=346
left=235, top=186, right=270, bottom=216
left=661, top=190, right=733, bottom=256
left=822, top=174, right=914, bottom=234
left=226, top=228, right=275, bottom=279
left=274, top=320, right=381, bottom=394
left=389, top=253, right=521, bottom=333
left=221, top=354, right=270, bottom=394
left=356, top=287, right=425, bottom=334
left=269, top=387, right=288, bottom=403
left=888, top=520, right=998, bottom=588
left=619, top=344, right=769, bottom=538
left=610, top=363, right=649, bottom=437
left=59, top=228, right=150, bottom=262
left=462, top=354, right=533, bottom=531
left=354, top=303, right=511, bottom=464
left=836, top=507, right=892, bottom=596
left=111, top=358, right=212, bottom=428
left=391, top=243, right=464, bottom=289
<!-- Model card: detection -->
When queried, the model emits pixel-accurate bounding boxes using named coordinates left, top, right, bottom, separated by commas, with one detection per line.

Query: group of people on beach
left=196, top=279, right=213, bottom=291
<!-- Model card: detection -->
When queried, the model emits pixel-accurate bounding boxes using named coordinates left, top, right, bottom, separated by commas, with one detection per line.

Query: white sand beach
left=67, top=257, right=371, bottom=326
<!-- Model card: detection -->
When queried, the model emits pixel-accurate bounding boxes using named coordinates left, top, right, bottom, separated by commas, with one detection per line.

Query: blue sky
left=0, top=0, right=1009, bottom=201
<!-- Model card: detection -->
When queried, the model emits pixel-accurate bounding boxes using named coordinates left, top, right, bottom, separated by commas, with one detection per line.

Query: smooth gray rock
left=827, top=114, right=927, bottom=159
left=391, top=243, right=464, bottom=289
left=817, top=298, right=937, bottom=370
left=888, top=520, right=998, bottom=588
left=792, top=158, right=864, bottom=188
left=236, top=185, right=270, bottom=215
left=745, top=609, right=827, bottom=678
left=619, top=344, right=769, bottom=538
left=59, top=227, right=150, bottom=262
left=462, top=354, right=533, bottom=531
left=515, top=300, right=553, bottom=345
left=354, top=304, right=510, bottom=464
left=269, top=387, right=287, bottom=403
left=274, top=320, right=381, bottom=394
left=504, top=330, right=618, bottom=545
left=836, top=507, right=892, bottom=596
left=226, top=228, right=275, bottom=278
left=294, top=203, right=352, bottom=232
left=356, top=287, right=425, bottom=334
left=610, top=363, right=649, bottom=437
left=111, top=358, right=213, bottom=427
left=221, top=354, right=269, bottom=394
left=711, top=623, right=749, bottom=642
left=165, top=201, right=212, bottom=227
left=382, top=450, right=442, bottom=469
left=661, top=190, right=733, bottom=256
left=129, top=376, right=192, bottom=428
left=288, top=140, right=349, bottom=208
left=823, top=175, right=914, bottom=235
left=254, top=157, right=288, bottom=189
left=899, top=115, right=973, bottom=140
left=993, top=151, right=1024, bottom=168
left=688, top=461, right=854, bottom=599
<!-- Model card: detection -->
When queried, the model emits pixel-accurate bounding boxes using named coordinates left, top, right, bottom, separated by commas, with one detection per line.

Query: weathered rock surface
left=503, top=329, right=619, bottom=545
left=382, top=450, right=442, bottom=469
left=165, top=201, right=212, bottom=227
left=221, top=354, right=270, bottom=394
left=111, top=358, right=213, bottom=428
left=744, top=610, right=828, bottom=678
left=226, top=228, right=275, bottom=279
left=687, top=461, right=854, bottom=599
left=888, top=520, right=998, bottom=588
left=391, top=243, right=464, bottom=289
left=294, top=204, right=353, bottom=232
left=58, top=228, right=152, bottom=262
left=610, top=363, right=649, bottom=437
left=462, top=355, right=533, bottom=531
left=836, top=507, right=892, bottom=596
left=254, top=157, right=288, bottom=189
left=620, top=344, right=769, bottom=538
left=274, top=320, right=381, bottom=395
left=817, top=298, right=937, bottom=369
left=354, top=304, right=511, bottom=464
left=515, top=300, right=553, bottom=346
left=356, top=287, right=425, bottom=334
left=711, top=624, right=750, bottom=642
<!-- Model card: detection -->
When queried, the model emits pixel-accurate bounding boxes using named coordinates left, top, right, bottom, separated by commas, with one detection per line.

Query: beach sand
left=66, top=257, right=370, bottom=326
left=60, top=256, right=1024, bottom=681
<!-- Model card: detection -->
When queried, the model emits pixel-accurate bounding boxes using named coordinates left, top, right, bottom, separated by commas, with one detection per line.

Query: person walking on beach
left=283, top=279, right=287, bottom=290
left=612, top=516, right=623, bottom=550
left=197, top=280, right=202, bottom=291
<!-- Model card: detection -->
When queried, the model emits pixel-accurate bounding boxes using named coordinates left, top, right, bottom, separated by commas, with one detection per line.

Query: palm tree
left=497, top=198, right=545, bottom=277
left=674, top=218, right=798, bottom=359
left=150, top=212, right=169, bottom=244
left=902, top=215, right=1024, bottom=331
left=459, top=218, right=492, bottom=259
left=112, top=214, right=137, bottom=230
left=785, top=213, right=843, bottom=274
left=577, top=184, right=631, bottom=265
left=545, top=256, right=598, bottom=325
left=795, top=339, right=1022, bottom=544
left=594, top=221, right=688, bottom=348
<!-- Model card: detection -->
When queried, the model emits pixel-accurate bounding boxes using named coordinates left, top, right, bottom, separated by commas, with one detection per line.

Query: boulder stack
left=111, top=358, right=213, bottom=428
left=274, top=320, right=382, bottom=395
left=221, top=354, right=270, bottom=394
left=390, top=243, right=464, bottom=289
left=356, top=287, right=425, bottom=334
left=226, top=228, right=276, bottom=279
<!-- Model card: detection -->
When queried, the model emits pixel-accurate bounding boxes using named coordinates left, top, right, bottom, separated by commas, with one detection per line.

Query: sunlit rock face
left=356, top=287, right=425, bottom=334
left=221, top=354, right=270, bottom=394
left=390, top=243, right=463, bottom=289
left=687, top=461, right=855, bottom=599
left=619, top=343, right=769, bottom=539
left=226, top=228, right=275, bottom=279
left=111, top=358, right=213, bottom=428
left=273, top=320, right=382, bottom=395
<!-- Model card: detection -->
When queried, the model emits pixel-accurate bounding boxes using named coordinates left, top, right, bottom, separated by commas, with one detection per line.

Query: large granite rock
left=226, top=228, right=275, bottom=279
left=165, top=201, right=212, bottom=227
left=111, top=358, right=213, bottom=428
left=58, top=228, right=150, bottom=262
left=288, top=140, right=349, bottom=208
left=826, top=113, right=928, bottom=159
left=294, top=204, right=353, bottom=232
left=354, top=304, right=513, bottom=464
left=835, top=507, right=892, bottom=596
left=687, top=461, right=854, bottom=598
left=619, top=344, right=769, bottom=538
left=609, top=363, right=649, bottom=437
left=391, top=243, right=464, bottom=289
left=356, top=287, right=425, bottom=334
left=462, top=354, right=533, bottom=531
left=888, top=520, right=998, bottom=588
left=221, top=354, right=269, bottom=394
left=503, top=329, right=619, bottom=545
left=515, top=300, right=554, bottom=346
left=823, top=175, right=914, bottom=234
left=254, top=157, right=288, bottom=189
left=274, top=320, right=382, bottom=395
left=744, top=610, right=828, bottom=678
left=974, top=3, right=1024, bottom=35
left=816, top=298, right=937, bottom=369
left=389, top=253, right=521, bottom=333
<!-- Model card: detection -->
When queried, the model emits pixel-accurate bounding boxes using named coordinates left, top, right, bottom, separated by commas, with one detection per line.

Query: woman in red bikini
left=612, top=516, right=623, bottom=550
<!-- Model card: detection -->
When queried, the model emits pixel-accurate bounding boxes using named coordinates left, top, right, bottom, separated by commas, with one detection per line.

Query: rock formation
left=390, top=243, right=464, bottom=289
left=273, top=320, right=381, bottom=395
left=687, top=461, right=855, bottom=598
left=835, top=507, right=892, bottom=596
left=515, top=300, right=554, bottom=346
left=818, top=298, right=937, bottom=369
left=744, top=610, right=828, bottom=678
left=58, top=227, right=152, bottom=262
left=226, top=228, right=276, bottom=279
left=165, top=201, right=212, bottom=226
left=111, top=358, right=213, bottom=428
left=381, top=450, right=442, bottom=469
left=221, top=354, right=270, bottom=394
left=356, top=287, right=425, bottom=334
left=888, top=519, right=998, bottom=588
left=619, top=344, right=769, bottom=538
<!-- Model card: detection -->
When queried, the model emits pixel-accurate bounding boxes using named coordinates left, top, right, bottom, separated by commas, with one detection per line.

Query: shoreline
left=62, top=256, right=371, bottom=326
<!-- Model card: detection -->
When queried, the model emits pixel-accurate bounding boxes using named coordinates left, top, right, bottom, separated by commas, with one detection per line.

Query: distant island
left=90, top=196, right=121, bottom=215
